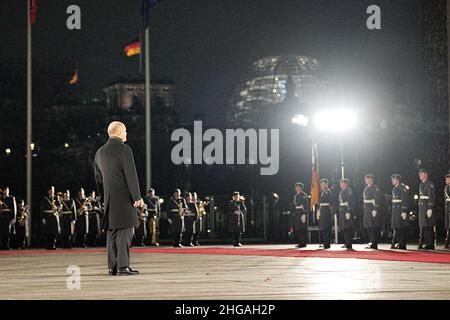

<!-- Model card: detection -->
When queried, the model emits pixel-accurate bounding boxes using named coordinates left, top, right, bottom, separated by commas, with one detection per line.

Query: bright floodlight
left=292, top=114, right=310, bottom=127
left=313, top=109, right=357, bottom=133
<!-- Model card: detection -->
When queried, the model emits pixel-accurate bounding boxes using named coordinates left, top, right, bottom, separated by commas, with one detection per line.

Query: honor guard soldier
left=317, top=179, right=332, bottom=249
left=134, top=198, right=148, bottom=247
left=0, top=188, right=17, bottom=250
left=445, top=173, right=450, bottom=249
left=192, top=192, right=208, bottom=246
left=167, top=189, right=186, bottom=247
left=60, top=190, right=76, bottom=248
left=390, top=174, right=410, bottom=250
left=87, top=191, right=102, bottom=247
left=13, top=199, right=29, bottom=249
left=292, top=182, right=309, bottom=248
left=41, top=186, right=61, bottom=250
left=338, top=179, right=355, bottom=250
left=228, top=191, right=246, bottom=247
left=363, top=174, right=382, bottom=250
left=75, top=188, right=90, bottom=247
left=145, top=188, right=161, bottom=246
left=418, top=168, right=436, bottom=250
left=182, top=192, right=197, bottom=246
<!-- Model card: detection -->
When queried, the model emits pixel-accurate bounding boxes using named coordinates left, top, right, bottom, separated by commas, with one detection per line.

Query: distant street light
left=313, top=108, right=357, bottom=133
left=5, top=148, right=11, bottom=156
left=30, top=143, right=35, bottom=151
left=64, top=143, right=70, bottom=148
left=291, top=114, right=310, bottom=127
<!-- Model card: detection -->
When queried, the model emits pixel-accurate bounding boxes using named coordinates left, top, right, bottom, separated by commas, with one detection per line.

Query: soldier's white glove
left=345, top=213, right=351, bottom=220
left=372, top=210, right=377, bottom=218
left=401, top=212, right=407, bottom=220
left=316, top=210, right=321, bottom=220
left=42, top=219, right=46, bottom=225
left=427, top=209, right=432, bottom=218
left=301, top=214, right=307, bottom=224
left=10, top=219, right=16, bottom=224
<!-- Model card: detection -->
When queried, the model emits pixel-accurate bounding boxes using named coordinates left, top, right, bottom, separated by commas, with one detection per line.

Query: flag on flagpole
left=124, top=38, right=141, bottom=57
left=29, top=0, right=37, bottom=25
left=69, top=69, right=78, bottom=85
left=141, top=0, right=161, bottom=28
left=310, top=142, right=319, bottom=211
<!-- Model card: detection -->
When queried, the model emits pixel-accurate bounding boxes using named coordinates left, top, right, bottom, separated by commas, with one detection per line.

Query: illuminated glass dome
left=229, top=55, right=325, bottom=126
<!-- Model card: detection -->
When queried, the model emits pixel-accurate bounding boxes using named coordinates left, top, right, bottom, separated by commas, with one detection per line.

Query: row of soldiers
left=292, top=168, right=444, bottom=250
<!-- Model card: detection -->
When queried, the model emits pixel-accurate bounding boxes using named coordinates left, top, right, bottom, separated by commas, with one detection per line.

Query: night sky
left=1, top=0, right=424, bottom=122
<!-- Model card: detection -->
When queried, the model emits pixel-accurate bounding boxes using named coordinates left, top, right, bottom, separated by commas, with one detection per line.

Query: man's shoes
left=424, top=245, right=435, bottom=250
left=323, top=245, right=331, bottom=249
left=233, top=243, right=242, bottom=247
left=398, top=245, right=407, bottom=250
left=118, top=267, right=139, bottom=276
left=108, top=267, right=118, bottom=276
left=345, top=245, right=353, bottom=250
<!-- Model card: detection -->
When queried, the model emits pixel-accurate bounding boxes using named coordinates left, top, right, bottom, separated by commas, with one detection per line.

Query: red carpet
left=2, top=246, right=450, bottom=264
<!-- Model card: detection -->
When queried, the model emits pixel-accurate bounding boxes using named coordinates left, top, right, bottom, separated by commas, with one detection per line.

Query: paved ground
left=1, top=244, right=450, bottom=300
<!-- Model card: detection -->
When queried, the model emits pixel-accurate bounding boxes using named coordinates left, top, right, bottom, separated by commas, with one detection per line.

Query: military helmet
left=295, top=182, right=304, bottom=188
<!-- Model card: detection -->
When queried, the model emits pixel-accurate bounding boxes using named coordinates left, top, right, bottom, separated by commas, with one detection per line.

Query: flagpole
left=145, top=26, right=152, bottom=191
left=26, top=0, right=33, bottom=247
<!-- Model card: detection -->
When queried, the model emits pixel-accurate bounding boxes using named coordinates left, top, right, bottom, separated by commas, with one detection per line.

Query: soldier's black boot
left=46, top=234, right=56, bottom=250
left=192, top=233, right=200, bottom=246
left=173, top=234, right=182, bottom=248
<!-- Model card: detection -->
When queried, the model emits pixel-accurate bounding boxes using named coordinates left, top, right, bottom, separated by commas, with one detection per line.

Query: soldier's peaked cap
left=418, top=168, right=429, bottom=174
left=340, top=178, right=350, bottom=184
left=148, top=188, right=155, bottom=193
left=173, top=189, right=181, bottom=193
left=319, top=178, right=329, bottom=184
left=446, top=171, right=450, bottom=178
left=295, top=182, right=304, bottom=188
left=365, top=174, right=375, bottom=179
left=232, top=191, right=240, bottom=196
left=391, top=174, right=402, bottom=180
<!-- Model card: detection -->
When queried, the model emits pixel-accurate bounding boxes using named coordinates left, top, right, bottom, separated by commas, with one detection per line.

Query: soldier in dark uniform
left=317, top=179, right=332, bottom=249
left=363, top=174, right=382, bottom=250
left=445, top=173, right=450, bottom=249
left=0, top=188, right=17, bottom=250
left=87, top=191, right=102, bottom=247
left=182, top=192, right=197, bottom=246
left=192, top=192, right=207, bottom=246
left=144, top=188, right=160, bottom=246
left=167, top=189, right=186, bottom=247
left=390, top=174, right=410, bottom=250
left=134, top=200, right=148, bottom=247
left=418, top=168, right=436, bottom=250
left=41, top=186, right=61, bottom=250
left=338, top=179, right=355, bottom=250
left=13, top=199, right=29, bottom=249
left=228, top=191, right=246, bottom=247
left=74, top=188, right=90, bottom=247
left=292, top=182, right=309, bottom=248
left=60, top=190, right=76, bottom=248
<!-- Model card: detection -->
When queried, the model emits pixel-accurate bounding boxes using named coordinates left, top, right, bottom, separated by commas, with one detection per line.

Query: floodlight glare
left=292, top=114, right=310, bottom=127
left=313, top=109, right=357, bottom=133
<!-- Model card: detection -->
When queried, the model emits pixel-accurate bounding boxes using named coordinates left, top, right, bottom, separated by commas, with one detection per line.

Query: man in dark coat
left=417, top=168, right=436, bottom=250
left=338, top=179, right=355, bottom=250
left=363, top=174, right=382, bottom=250
left=228, top=191, right=246, bottom=247
left=390, top=174, right=410, bottom=250
left=0, top=188, right=17, bottom=250
left=94, top=121, right=142, bottom=276
left=292, top=182, right=309, bottom=248
left=317, top=179, right=332, bottom=249
left=167, top=189, right=186, bottom=247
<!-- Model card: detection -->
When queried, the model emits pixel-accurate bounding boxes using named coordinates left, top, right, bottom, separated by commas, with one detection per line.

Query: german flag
left=124, top=38, right=141, bottom=57
left=310, top=142, right=319, bottom=211
left=29, top=0, right=37, bottom=25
